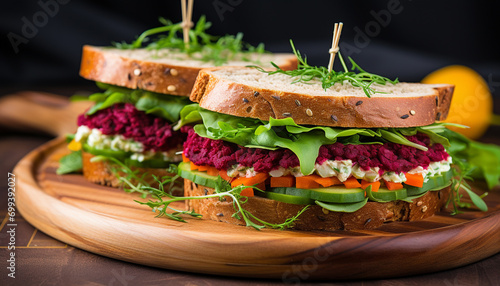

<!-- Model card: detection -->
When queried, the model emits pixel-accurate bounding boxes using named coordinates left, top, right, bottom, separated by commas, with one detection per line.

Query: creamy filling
left=223, top=157, right=452, bottom=183
left=75, top=126, right=181, bottom=162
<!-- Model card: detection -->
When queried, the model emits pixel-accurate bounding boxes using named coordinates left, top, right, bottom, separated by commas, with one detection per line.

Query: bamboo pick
left=328, top=22, right=343, bottom=73
left=181, top=0, right=194, bottom=46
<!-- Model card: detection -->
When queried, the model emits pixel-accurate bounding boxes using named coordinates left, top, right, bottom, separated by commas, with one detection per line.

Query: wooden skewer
left=328, top=22, right=343, bottom=73
left=181, top=0, right=194, bottom=46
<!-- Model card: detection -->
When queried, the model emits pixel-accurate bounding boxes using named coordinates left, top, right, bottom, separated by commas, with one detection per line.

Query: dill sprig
left=250, top=39, right=399, bottom=98
left=90, top=155, right=183, bottom=198
left=137, top=175, right=308, bottom=230
left=113, top=16, right=266, bottom=66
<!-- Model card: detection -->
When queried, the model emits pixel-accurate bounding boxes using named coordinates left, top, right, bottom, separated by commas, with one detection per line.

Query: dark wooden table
left=1, top=88, right=499, bottom=285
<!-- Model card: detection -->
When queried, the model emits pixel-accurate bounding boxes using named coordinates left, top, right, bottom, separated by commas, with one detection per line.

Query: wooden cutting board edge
left=14, top=137, right=500, bottom=280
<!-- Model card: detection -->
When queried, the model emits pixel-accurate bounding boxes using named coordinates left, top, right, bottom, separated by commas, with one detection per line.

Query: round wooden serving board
left=15, top=137, right=500, bottom=280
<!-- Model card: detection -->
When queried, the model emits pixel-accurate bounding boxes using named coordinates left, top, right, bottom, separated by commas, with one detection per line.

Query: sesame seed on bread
left=79, top=45, right=298, bottom=97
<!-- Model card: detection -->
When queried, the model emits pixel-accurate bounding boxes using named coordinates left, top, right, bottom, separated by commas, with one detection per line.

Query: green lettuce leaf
left=135, top=92, right=190, bottom=122
left=178, top=104, right=457, bottom=176
left=174, top=103, right=203, bottom=130
left=83, top=83, right=191, bottom=123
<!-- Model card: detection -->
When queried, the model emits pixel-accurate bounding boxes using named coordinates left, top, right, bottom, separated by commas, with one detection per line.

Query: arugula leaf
left=56, top=150, right=82, bottom=175
left=444, top=129, right=500, bottom=189
left=380, top=129, right=427, bottom=151
left=462, top=185, right=488, bottom=212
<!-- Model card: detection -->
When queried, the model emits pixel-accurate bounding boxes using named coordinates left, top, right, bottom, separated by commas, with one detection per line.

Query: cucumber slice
left=406, top=170, right=453, bottom=196
left=83, top=143, right=130, bottom=160
left=263, top=191, right=313, bottom=205
left=367, top=186, right=407, bottom=202
left=178, top=162, right=219, bottom=189
left=309, top=187, right=365, bottom=203
left=272, top=187, right=312, bottom=198
left=269, top=186, right=364, bottom=203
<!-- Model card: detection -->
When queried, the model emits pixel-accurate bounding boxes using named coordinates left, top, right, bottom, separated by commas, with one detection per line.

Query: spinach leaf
left=56, top=150, right=82, bottom=175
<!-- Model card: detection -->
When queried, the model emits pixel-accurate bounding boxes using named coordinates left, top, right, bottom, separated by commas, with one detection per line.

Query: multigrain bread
left=185, top=181, right=451, bottom=231
left=190, top=67, right=454, bottom=128
left=80, top=46, right=298, bottom=97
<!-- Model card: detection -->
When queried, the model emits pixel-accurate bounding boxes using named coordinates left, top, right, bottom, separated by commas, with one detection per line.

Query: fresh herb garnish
left=249, top=40, right=398, bottom=98
left=113, top=16, right=266, bottom=66
left=137, top=173, right=308, bottom=230
left=90, top=155, right=183, bottom=198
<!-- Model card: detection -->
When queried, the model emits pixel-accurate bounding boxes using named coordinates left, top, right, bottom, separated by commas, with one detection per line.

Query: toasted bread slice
left=80, top=46, right=298, bottom=97
left=190, top=67, right=454, bottom=128
left=185, top=180, right=451, bottom=231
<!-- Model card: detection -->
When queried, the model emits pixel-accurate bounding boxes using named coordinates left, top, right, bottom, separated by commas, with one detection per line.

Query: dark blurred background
left=1, top=0, right=500, bottom=96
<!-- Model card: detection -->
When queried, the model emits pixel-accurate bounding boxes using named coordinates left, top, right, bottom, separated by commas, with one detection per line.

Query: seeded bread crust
left=184, top=180, right=451, bottom=231
left=190, top=67, right=454, bottom=128
left=79, top=46, right=298, bottom=97
left=82, top=151, right=182, bottom=194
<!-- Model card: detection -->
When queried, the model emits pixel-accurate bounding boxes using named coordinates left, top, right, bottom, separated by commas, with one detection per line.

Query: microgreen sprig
left=250, top=40, right=398, bottom=98
left=113, top=16, right=266, bottom=66
left=137, top=175, right=308, bottom=230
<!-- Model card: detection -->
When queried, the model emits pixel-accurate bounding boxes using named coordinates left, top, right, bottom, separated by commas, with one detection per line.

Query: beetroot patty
left=183, top=127, right=449, bottom=174
left=78, top=103, right=186, bottom=152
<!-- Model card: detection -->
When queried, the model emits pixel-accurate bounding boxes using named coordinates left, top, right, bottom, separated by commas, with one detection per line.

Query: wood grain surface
left=0, top=91, right=91, bottom=136
left=14, top=137, right=500, bottom=281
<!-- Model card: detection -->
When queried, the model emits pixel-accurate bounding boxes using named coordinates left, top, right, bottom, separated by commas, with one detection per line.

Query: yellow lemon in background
left=422, top=65, right=493, bottom=139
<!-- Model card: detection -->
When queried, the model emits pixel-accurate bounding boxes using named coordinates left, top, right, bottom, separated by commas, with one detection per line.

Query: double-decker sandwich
left=174, top=59, right=458, bottom=230
left=57, top=17, right=297, bottom=190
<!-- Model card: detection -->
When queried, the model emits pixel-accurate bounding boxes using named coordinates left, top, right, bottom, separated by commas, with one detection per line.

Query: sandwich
left=168, top=48, right=464, bottom=230
left=57, top=17, right=297, bottom=192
